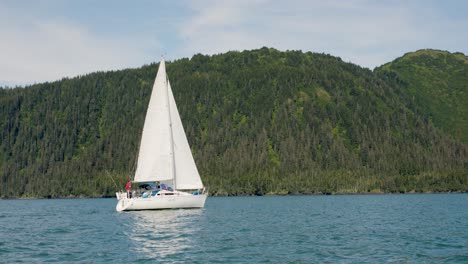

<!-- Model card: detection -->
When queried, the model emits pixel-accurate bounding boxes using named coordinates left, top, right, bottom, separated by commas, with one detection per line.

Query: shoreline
left=1, top=190, right=467, bottom=200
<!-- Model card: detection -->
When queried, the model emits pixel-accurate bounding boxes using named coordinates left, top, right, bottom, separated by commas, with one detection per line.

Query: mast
left=166, top=76, right=177, bottom=189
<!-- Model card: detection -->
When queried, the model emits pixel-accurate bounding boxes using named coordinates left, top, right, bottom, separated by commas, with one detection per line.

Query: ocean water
left=0, top=194, right=467, bottom=263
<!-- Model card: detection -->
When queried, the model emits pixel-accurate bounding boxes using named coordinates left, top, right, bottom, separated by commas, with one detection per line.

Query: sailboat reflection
left=124, top=209, right=205, bottom=259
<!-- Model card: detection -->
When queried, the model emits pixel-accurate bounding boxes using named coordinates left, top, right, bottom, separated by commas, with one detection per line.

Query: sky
left=1, top=0, right=467, bottom=86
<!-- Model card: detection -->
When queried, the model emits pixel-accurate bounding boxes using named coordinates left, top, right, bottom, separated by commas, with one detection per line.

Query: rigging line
left=105, top=170, right=120, bottom=191
left=131, top=150, right=138, bottom=180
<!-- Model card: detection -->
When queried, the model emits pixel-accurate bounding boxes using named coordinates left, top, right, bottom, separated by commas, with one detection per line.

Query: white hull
left=116, top=191, right=207, bottom=212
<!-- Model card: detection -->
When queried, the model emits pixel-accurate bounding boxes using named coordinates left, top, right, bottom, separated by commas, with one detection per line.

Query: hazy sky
left=1, top=0, right=467, bottom=86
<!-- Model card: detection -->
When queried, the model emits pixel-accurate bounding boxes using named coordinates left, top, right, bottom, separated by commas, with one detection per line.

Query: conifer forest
left=1, top=48, right=467, bottom=198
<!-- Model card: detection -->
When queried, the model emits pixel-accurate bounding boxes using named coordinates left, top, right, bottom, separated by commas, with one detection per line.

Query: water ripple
left=0, top=195, right=467, bottom=263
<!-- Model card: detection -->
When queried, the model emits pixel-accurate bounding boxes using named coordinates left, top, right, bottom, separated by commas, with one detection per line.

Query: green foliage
left=0, top=47, right=467, bottom=198
left=376, top=49, right=468, bottom=143
left=266, top=137, right=281, bottom=167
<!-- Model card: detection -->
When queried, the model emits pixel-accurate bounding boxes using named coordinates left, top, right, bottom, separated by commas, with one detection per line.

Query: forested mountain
left=376, top=49, right=468, bottom=143
left=0, top=47, right=466, bottom=198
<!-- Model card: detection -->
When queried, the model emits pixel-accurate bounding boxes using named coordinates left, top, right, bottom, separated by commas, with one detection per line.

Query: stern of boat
left=116, top=191, right=126, bottom=200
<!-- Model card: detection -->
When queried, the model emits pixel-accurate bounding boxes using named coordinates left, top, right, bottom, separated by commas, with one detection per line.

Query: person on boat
left=125, top=181, right=132, bottom=198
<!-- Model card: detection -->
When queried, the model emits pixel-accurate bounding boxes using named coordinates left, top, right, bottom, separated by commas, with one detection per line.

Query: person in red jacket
left=125, top=181, right=132, bottom=198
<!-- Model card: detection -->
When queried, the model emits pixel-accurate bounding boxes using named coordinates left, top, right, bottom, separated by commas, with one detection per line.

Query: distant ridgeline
left=0, top=47, right=467, bottom=198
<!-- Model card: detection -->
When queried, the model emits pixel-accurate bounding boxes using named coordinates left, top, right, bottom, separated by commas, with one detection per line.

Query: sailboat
left=116, top=59, right=207, bottom=211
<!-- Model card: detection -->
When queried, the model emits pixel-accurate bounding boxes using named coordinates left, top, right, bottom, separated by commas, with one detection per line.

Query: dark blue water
left=0, top=194, right=467, bottom=263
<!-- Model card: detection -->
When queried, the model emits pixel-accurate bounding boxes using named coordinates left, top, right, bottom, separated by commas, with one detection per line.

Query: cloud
left=176, top=0, right=269, bottom=55
left=177, top=0, right=468, bottom=68
left=1, top=0, right=467, bottom=86
left=0, top=3, right=159, bottom=86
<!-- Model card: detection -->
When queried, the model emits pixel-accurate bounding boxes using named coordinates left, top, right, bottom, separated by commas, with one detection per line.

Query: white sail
left=167, top=81, right=204, bottom=190
left=134, top=60, right=174, bottom=183
left=133, top=59, right=203, bottom=190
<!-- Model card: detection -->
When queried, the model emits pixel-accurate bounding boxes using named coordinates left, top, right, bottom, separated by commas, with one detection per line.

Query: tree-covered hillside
left=376, top=49, right=468, bottom=143
left=0, top=48, right=467, bottom=198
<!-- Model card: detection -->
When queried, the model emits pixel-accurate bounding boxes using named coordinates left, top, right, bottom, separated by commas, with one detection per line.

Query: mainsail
left=133, top=60, right=203, bottom=190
